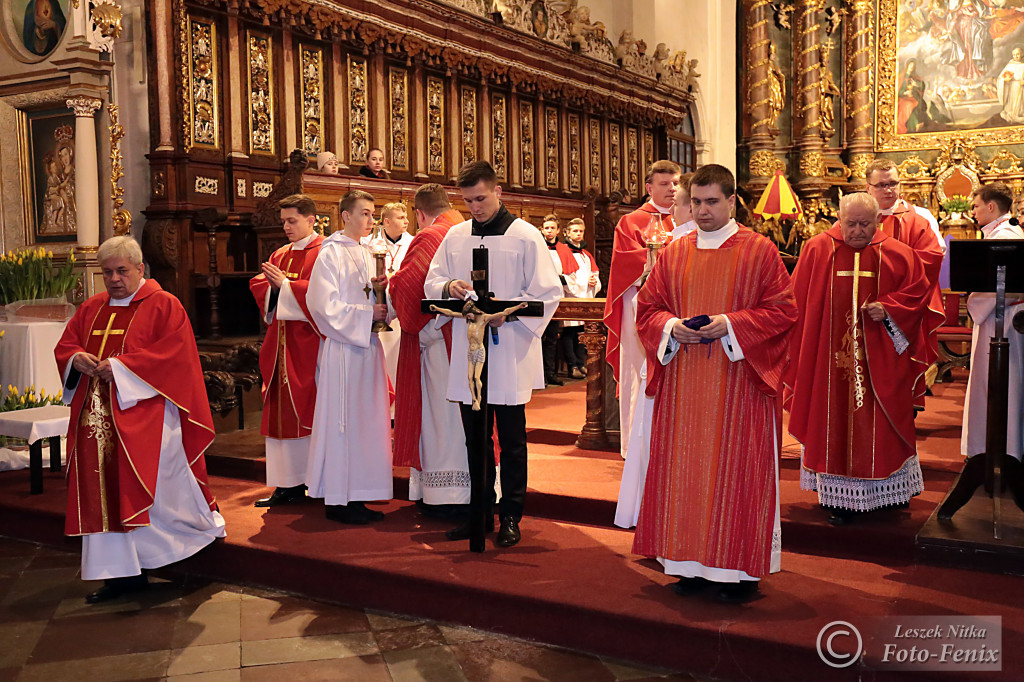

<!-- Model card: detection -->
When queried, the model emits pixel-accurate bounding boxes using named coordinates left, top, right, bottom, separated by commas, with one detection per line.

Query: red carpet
left=1, top=372, right=1014, bottom=681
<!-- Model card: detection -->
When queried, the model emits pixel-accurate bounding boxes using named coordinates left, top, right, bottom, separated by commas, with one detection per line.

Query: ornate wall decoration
left=847, top=152, right=873, bottom=180
left=348, top=56, right=369, bottom=164
left=152, top=171, right=166, bottom=198
left=626, top=127, right=639, bottom=197
left=568, top=113, right=581, bottom=192
left=749, top=149, right=782, bottom=177
left=247, top=33, right=274, bottom=155
left=301, top=46, right=326, bottom=158
left=195, top=176, right=219, bottom=195
left=875, top=0, right=1024, bottom=151
left=520, top=101, right=535, bottom=186
left=253, top=181, right=274, bottom=198
left=183, top=14, right=218, bottom=151
left=589, top=118, right=602, bottom=189
left=643, top=129, right=654, bottom=177
left=988, top=150, right=1024, bottom=174
left=237, top=178, right=247, bottom=197
left=427, top=77, right=445, bottom=175
left=389, top=68, right=409, bottom=169
left=799, top=151, right=826, bottom=178
left=492, top=93, right=508, bottom=181
left=545, top=106, right=559, bottom=188
left=314, top=214, right=332, bottom=235
left=461, top=85, right=477, bottom=167
left=609, top=122, right=621, bottom=191
left=107, top=104, right=131, bottom=236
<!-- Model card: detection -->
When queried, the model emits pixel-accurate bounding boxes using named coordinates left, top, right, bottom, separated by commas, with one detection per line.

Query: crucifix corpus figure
left=431, top=300, right=528, bottom=410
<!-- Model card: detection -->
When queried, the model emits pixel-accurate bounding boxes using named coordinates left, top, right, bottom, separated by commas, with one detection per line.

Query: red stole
left=249, top=235, right=324, bottom=440
left=551, top=241, right=578, bottom=275
left=785, top=228, right=940, bottom=479
left=55, top=280, right=217, bottom=535
left=633, top=229, right=797, bottom=577
left=391, top=209, right=462, bottom=467
left=603, top=203, right=674, bottom=383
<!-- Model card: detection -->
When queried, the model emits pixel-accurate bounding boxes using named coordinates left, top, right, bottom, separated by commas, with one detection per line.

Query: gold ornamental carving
left=388, top=67, right=408, bottom=169
left=749, top=149, right=781, bottom=178
left=520, top=100, right=534, bottom=185
left=799, top=151, right=826, bottom=177
left=626, top=127, right=639, bottom=198
left=66, top=95, right=102, bottom=118
left=348, top=56, right=369, bottom=164
left=248, top=33, right=274, bottom=155
left=589, top=118, right=602, bottom=189
left=988, top=150, right=1024, bottom=175
left=568, top=113, right=582, bottom=192
left=847, top=153, right=873, bottom=180
left=896, top=155, right=930, bottom=180
left=182, top=14, right=218, bottom=152
left=642, top=129, right=654, bottom=177
left=609, top=122, right=621, bottom=192
left=427, top=78, right=445, bottom=175
left=545, top=106, right=559, bottom=188
left=461, top=85, right=477, bottom=167
left=107, top=104, right=131, bottom=237
left=302, top=46, right=326, bottom=158
left=818, top=40, right=840, bottom=139
left=152, top=171, right=166, bottom=198
left=492, top=93, right=508, bottom=181
left=91, top=1, right=124, bottom=41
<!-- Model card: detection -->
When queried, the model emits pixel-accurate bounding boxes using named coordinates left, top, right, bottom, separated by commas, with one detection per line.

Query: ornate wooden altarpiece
left=141, top=0, right=695, bottom=340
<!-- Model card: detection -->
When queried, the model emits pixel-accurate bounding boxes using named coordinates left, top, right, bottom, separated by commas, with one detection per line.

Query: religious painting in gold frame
left=874, top=0, right=1024, bottom=152
left=18, top=107, right=78, bottom=243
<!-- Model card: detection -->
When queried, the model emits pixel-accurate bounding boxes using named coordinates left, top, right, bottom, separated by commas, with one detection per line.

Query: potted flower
left=941, top=195, right=972, bottom=221
left=0, top=248, right=79, bottom=321
left=939, top=195, right=977, bottom=240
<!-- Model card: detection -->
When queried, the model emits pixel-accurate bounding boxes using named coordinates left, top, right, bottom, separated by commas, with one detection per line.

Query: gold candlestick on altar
left=641, top=213, right=670, bottom=286
left=368, top=223, right=392, bottom=333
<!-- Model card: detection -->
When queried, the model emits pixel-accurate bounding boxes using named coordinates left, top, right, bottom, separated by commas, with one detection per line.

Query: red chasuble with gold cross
left=54, top=280, right=216, bottom=536
left=784, top=227, right=943, bottom=481
left=249, top=235, right=324, bottom=440
left=633, top=229, right=797, bottom=578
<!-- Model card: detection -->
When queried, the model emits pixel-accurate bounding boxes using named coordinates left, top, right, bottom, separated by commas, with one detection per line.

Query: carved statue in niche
left=818, top=42, right=841, bottom=139
left=615, top=30, right=635, bottom=63
left=767, top=42, right=786, bottom=132
left=317, top=152, right=339, bottom=174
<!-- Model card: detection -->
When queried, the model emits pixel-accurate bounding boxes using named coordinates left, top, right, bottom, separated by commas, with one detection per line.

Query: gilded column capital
left=67, top=96, right=103, bottom=117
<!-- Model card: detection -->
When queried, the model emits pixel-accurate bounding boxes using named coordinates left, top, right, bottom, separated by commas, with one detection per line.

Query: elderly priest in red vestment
left=55, top=236, right=224, bottom=603
left=249, top=194, right=324, bottom=508
left=785, top=193, right=941, bottom=526
left=633, top=164, right=798, bottom=604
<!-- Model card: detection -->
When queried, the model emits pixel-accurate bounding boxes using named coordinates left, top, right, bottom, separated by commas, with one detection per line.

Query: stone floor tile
left=166, top=670, right=241, bottom=682
left=0, top=567, right=79, bottom=622
left=373, top=623, right=447, bottom=652
left=384, top=644, right=469, bottom=682
left=171, top=600, right=243, bottom=647
left=450, top=638, right=618, bottom=682
left=0, top=556, right=33, bottom=575
left=165, top=642, right=241, bottom=676
left=438, top=624, right=489, bottom=646
left=365, top=610, right=425, bottom=631
left=0, top=667, right=19, bottom=682
left=601, top=657, right=680, bottom=680
left=0, top=538, right=41, bottom=558
left=26, top=551, right=82, bottom=571
left=0, top=621, right=46, bottom=668
left=27, top=604, right=184, bottom=663
left=15, top=650, right=172, bottom=682
left=240, top=632, right=378, bottom=667
left=239, top=594, right=369, bottom=641
left=239, top=655, right=392, bottom=682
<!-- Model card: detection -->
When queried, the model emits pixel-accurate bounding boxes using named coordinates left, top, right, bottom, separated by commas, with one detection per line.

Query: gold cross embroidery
left=91, top=313, right=127, bottom=358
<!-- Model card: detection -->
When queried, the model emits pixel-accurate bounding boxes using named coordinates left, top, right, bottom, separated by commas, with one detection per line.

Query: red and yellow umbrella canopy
left=753, top=170, right=803, bottom=220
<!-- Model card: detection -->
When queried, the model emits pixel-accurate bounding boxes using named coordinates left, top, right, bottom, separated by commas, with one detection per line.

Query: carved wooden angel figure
left=818, top=43, right=841, bottom=138
left=767, top=42, right=786, bottom=131
left=684, top=59, right=701, bottom=90
left=430, top=300, right=528, bottom=411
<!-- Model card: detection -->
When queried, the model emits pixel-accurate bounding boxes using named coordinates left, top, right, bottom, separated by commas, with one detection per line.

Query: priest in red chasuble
left=604, top=159, right=680, bottom=459
left=249, top=194, right=324, bottom=508
left=55, top=236, right=224, bottom=604
left=785, top=193, right=941, bottom=526
left=633, top=164, right=797, bottom=604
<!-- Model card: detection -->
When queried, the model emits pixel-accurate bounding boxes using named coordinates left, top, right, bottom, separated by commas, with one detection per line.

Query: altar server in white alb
left=54, top=236, right=225, bottom=603
left=363, top=201, right=413, bottom=389
left=425, top=161, right=562, bottom=547
left=940, top=181, right=1024, bottom=519
left=305, top=190, right=394, bottom=524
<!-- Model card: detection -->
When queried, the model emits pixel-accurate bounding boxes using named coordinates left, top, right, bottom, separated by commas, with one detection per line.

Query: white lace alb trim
left=801, top=455, right=924, bottom=512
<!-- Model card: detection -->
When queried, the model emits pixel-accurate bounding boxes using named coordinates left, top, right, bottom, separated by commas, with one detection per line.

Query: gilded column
left=371, top=52, right=388, bottom=157
left=509, top=85, right=522, bottom=188
left=745, top=0, right=776, bottom=188
left=480, top=80, right=492, bottom=163
left=332, top=44, right=350, bottom=170
left=153, top=0, right=174, bottom=151
left=844, top=0, right=874, bottom=186
left=411, top=61, right=428, bottom=179
left=534, top=92, right=546, bottom=193
left=281, top=30, right=297, bottom=153
left=67, top=96, right=103, bottom=250
left=795, top=0, right=827, bottom=192
left=225, top=7, right=246, bottom=158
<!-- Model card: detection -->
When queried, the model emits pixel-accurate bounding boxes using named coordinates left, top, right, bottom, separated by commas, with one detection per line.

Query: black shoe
left=255, top=484, right=307, bottom=507
left=85, top=573, right=150, bottom=604
left=827, top=508, right=856, bottom=526
left=938, top=455, right=986, bottom=521
left=325, top=501, right=384, bottom=525
left=495, top=516, right=521, bottom=547
left=670, top=577, right=712, bottom=596
left=717, top=581, right=759, bottom=604
left=445, top=516, right=495, bottom=540
left=545, top=375, right=564, bottom=386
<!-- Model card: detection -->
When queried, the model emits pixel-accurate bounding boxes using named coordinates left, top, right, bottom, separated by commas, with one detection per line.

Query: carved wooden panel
left=609, top=122, right=621, bottom=192
left=300, top=45, right=325, bottom=158
left=627, top=127, right=639, bottom=198
left=589, top=118, right=602, bottom=191
left=461, top=85, right=477, bottom=167
left=545, top=106, right=559, bottom=189
left=427, top=77, right=445, bottom=175
left=183, top=14, right=218, bottom=151
left=247, top=33, right=273, bottom=155
left=568, top=113, right=581, bottom=192
left=348, top=56, right=368, bottom=164
left=520, top=100, right=535, bottom=186
left=389, top=67, right=409, bottom=170
left=643, top=129, right=655, bottom=178
left=492, top=93, right=508, bottom=181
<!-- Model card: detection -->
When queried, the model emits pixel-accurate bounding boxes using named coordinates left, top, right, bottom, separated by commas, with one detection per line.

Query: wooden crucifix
left=421, top=245, right=544, bottom=552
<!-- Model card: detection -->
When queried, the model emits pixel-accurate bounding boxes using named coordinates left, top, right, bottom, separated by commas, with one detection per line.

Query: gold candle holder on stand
left=368, top=223, right=392, bottom=333
left=640, top=213, right=670, bottom=286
